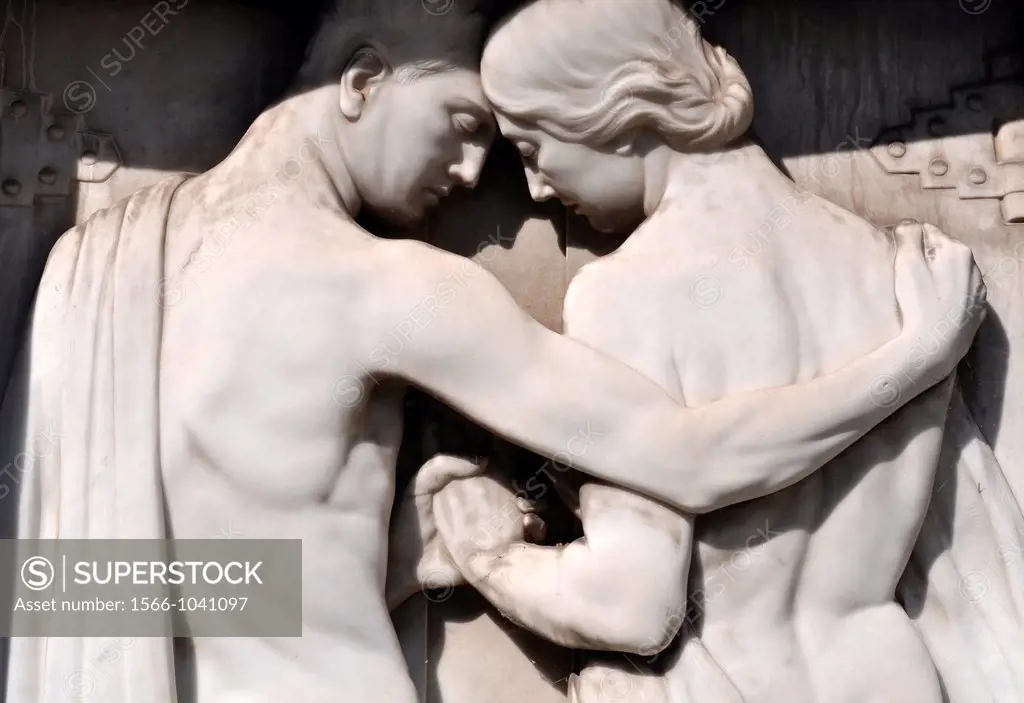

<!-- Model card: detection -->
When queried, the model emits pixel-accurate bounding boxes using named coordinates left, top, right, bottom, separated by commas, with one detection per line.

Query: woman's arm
left=434, top=476, right=691, bottom=654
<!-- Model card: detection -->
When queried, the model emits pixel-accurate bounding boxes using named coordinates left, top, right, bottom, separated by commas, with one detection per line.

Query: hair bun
left=698, top=41, right=754, bottom=149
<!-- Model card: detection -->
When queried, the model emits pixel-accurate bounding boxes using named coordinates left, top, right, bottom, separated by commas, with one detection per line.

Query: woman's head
left=481, top=0, right=753, bottom=230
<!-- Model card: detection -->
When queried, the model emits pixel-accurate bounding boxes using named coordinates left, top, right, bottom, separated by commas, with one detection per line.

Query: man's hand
left=433, top=467, right=547, bottom=584
left=386, top=454, right=487, bottom=608
left=892, top=221, right=987, bottom=376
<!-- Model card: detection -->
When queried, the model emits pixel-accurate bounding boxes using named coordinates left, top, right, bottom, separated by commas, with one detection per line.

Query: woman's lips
left=557, top=193, right=584, bottom=213
left=423, top=184, right=452, bottom=206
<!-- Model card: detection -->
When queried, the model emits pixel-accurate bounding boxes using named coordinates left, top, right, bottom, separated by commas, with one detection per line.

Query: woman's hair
left=481, top=0, right=753, bottom=151
left=296, top=0, right=485, bottom=88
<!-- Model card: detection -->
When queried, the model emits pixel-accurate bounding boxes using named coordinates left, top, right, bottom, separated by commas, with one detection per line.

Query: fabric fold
left=902, top=385, right=1024, bottom=703
left=7, top=175, right=188, bottom=703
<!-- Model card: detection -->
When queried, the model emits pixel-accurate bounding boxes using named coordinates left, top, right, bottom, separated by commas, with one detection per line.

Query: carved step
left=870, top=49, right=1024, bottom=223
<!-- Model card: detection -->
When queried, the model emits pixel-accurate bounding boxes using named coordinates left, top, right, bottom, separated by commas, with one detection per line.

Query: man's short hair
left=296, top=0, right=486, bottom=87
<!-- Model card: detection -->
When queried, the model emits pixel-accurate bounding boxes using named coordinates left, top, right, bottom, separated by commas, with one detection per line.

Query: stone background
left=0, top=0, right=1020, bottom=700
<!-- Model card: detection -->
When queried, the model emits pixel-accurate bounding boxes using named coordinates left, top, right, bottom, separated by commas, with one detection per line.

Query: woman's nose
left=525, top=169, right=555, bottom=202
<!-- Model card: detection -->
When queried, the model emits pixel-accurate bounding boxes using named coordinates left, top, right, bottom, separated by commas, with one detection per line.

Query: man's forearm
left=666, top=344, right=951, bottom=513
left=582, top=333, right=947, bottom=513
left=673, top=369, right=955, bottom=514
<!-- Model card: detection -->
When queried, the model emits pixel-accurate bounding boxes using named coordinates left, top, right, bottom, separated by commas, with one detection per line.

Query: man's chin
left=369, top=202, right=428, bottom=229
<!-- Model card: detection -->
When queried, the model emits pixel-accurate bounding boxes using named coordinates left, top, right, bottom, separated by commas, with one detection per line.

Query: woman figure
left=432, top=0, right=996, bottom=701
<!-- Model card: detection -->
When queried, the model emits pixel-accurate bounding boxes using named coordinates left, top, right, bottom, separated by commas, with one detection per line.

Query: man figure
left=7, top=1, right=982, bottom=702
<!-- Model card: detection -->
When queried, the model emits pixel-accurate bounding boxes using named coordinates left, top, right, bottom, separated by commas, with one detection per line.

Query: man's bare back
left=158, top=187, right=416, bottom=701
left=562, top=184, right=953, bottom=702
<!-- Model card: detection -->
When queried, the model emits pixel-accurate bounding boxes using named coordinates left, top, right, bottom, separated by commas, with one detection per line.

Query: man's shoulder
left=282, top=230, right=481, bottom=336
left=217, top=210, right=400, bottom=282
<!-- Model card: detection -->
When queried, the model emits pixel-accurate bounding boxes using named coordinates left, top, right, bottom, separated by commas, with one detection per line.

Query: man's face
left=360, top=68, right=495, bottom=225
left=493, top=111, right=647, bottom=234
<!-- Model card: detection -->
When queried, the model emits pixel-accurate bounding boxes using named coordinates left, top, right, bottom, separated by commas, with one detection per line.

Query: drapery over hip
left=902, top=385, right=1024, bottom=703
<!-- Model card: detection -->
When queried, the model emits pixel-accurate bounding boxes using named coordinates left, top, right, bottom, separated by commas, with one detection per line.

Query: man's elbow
left=668, top=480, right=720, bottom=515
left=680, top=469, right=774, bottom=514
left=647, top=457, right=722, bottom=514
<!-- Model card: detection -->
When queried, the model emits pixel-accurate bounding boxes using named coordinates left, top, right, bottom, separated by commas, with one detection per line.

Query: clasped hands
left=392, top=454, right=548, bottom=595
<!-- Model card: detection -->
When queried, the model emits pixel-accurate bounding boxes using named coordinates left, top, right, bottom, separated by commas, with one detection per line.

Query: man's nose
left=448, top=142, right=489, bottom=189
left=525, top=169, right=555, bottom=202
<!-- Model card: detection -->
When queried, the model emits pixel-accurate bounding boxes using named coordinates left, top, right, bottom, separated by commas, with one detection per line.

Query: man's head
left=298, top=0, right=496, bottom=225
left=481, top=0, right=753, bottom=232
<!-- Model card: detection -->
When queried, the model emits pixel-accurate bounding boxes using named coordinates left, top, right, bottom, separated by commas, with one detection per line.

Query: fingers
left=921, top=223, right=971, bottom=275
left=570, top=663, right=671, bottom=703
left=893, top=219, right=925, bottom=259
left=433, top=476, right=508, bottom=549
left=922, top=225, right=982, bottom=308
left=513, top=493, right=548, bottom=514
left=920, top=222, right=953, bottom=247
left=892, top=220, right=930, bottom=285
left=414, top=454, right=488, bottom=496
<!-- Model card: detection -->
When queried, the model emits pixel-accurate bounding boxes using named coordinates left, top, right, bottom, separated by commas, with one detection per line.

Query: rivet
left=9, top=100, right=27, bottom=117
left=2, top=179, right=22, bottom=196
left=887, top=141, right=907, bottom=158
left=81, top=151, right=98, bottom=166
left=928, top=158, right=949, bottom=176
left=47, top=124, right=66, bottom=141
left=928, top=116, right=947, bottom=137
left=38, top=167, right=57, bottom=185
left=968, top=167, right=987, bottom=185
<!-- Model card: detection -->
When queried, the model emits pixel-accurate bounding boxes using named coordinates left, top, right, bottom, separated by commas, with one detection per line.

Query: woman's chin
left=578, top=207, right=637, bottom=235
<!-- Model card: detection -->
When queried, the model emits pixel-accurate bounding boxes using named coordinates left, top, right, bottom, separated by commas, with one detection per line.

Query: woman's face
left=493, top=110, right=647, bottom=233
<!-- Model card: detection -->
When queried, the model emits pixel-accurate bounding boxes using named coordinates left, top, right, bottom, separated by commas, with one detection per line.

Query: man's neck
left=204, top=85, right=361, bottom=219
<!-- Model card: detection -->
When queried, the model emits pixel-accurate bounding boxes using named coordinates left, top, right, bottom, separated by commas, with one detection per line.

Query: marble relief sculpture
left=0, top=1, right=997, bottom=702
left=426, top=1, right=1024, bottom=702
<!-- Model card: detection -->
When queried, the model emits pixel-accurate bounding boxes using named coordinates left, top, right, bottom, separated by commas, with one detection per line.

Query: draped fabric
left=7, top=175, right=188, bottom=703
left=902, top=385, right=1024, bottom=703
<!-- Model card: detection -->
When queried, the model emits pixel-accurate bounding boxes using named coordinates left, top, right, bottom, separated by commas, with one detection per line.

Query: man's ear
left=339, top=47, right=390, bottom=121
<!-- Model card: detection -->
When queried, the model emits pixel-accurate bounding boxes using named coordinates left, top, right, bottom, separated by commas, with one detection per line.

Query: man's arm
left=433, top=475, right=691, bottom=653
left=369, top=224, right=983, bottom=514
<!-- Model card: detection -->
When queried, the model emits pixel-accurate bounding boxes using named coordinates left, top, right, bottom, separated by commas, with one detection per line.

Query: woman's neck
left=624, top=139, right=797, bottom=252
